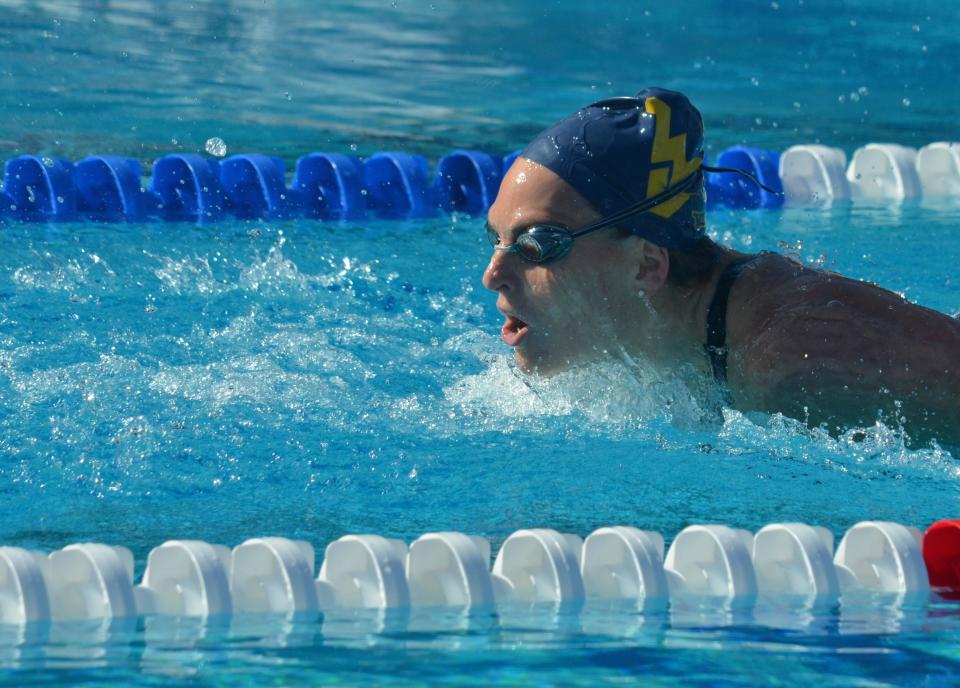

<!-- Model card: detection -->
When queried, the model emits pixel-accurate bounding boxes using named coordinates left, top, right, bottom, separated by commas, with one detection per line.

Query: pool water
left=2, top=0, right=960, bottom=685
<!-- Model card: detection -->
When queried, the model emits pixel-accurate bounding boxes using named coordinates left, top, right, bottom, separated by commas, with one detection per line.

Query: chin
left=513, top=348, right=567, bottom=378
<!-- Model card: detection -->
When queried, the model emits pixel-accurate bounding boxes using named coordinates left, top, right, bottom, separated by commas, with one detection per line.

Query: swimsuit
left=705, top=255, right=764, bottom=393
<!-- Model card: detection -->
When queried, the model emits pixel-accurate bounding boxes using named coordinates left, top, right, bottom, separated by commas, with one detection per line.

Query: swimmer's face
left=483, top=158, right=657, bottom=375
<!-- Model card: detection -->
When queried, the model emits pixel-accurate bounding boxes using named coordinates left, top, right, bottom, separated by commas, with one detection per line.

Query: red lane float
left=923, top=520, right=960, bottom=596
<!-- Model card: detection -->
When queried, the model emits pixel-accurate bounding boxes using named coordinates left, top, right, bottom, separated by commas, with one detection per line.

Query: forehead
left=487, top=157, right=601, bottom=234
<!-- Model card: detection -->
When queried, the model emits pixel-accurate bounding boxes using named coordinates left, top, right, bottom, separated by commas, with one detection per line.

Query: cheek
left=527, top=265, right=606, bottom=321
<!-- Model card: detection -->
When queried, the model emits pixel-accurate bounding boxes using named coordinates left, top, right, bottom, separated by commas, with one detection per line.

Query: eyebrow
left=484, top=221, right=518, bottom=242
left=485, top=220, right=553, bottom=242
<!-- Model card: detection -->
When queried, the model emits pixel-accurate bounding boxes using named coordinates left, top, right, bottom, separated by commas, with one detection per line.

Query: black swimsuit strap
left=705, top=255, right=761, bottom=387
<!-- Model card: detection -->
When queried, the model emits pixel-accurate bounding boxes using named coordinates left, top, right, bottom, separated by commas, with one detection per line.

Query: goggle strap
left=495, top=164, right=782, bottom=260
left=572, top=164, right=783, bottom=242
left=570, top=169, right=703, bottom=240
left=701, top=164, right=783, bottom=196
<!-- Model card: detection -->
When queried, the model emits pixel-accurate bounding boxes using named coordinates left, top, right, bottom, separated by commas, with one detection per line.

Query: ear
left=633, top=241, right=670, bottom=294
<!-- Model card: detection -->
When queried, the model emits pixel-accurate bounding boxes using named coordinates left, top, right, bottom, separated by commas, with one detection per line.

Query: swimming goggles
left=486, top=166, right=779, bottom=264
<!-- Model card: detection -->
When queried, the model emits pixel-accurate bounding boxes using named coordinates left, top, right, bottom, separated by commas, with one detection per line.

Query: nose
left=482, top=248, right=518, bottom=293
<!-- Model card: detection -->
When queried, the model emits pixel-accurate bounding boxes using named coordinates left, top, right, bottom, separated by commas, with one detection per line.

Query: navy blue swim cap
left=521, top=87, right=706, bottom=250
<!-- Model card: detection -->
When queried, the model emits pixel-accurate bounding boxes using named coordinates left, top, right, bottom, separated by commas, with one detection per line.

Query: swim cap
left=521, top=87, right=706, bottom=250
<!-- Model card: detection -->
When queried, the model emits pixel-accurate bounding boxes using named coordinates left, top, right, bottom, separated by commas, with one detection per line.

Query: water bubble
left=858, top=86, right=869, bottom=96
left=750, top=77, right=759, bottom=86
left=349, top=143, right=358, bottom=152
left=171, top=138, right=179, bottom=146
left=902, top=98, right=911, bottom=107
left=42, top=156, right=55, bottom=167
left=25, top=185, right=36, bottom=203
left=205, top=136, right=227, bottom=157
left=850, top=92, right=860, bottom=103
left=849, top=19, right=857, bottom=27
left=912, top=24, right=920, bottom=32
left=56, top=195, right=64, bottom=204
left=283, top=91, right=291, bottom=101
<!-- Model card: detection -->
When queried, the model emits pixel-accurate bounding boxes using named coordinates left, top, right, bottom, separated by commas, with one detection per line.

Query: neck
left=620, top=251, right=745, bottom=375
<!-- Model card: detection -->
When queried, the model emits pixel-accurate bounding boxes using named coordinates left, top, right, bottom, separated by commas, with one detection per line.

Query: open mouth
left=501, top=315, right=530, bottom=346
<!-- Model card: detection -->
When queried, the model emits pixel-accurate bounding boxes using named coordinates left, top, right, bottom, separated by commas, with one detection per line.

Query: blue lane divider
left=149, top=154, right=225, bottom=222
left=291, top=153, right=366, bottom=219
left=75, top=156, right=152, bottom=221
left=364, top=152, right=433, bottom=217
left=433, top=150, right=503, bottom=215
left=0, top=145, right=830, bottom=224
left=707, top=146, right=783, bottom=209
left=3, top=156, right=76, bottom=221
left=220, top=154, right=290, bottom=219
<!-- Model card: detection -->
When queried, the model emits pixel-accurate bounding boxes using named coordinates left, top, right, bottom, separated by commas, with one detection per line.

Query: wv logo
left=644, top=97, right=702, bottom=219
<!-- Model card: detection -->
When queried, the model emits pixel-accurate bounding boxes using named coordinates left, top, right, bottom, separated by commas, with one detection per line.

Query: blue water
left=2, top=0, right=960, bottom=685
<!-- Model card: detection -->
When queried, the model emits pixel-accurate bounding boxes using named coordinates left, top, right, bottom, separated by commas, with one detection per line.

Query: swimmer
left=483, top=87, right=960, bottom=446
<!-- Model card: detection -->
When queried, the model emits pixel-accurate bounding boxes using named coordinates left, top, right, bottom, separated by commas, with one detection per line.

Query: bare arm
left=727, top=258, right=960, bottom=446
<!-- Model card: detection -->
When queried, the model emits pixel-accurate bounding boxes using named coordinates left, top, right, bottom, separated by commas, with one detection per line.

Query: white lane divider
left=779, top=145, right=850, bottom=204
left=230, top=537, right=319, bottom=614
left=752, top=523, right=840, bottom=596
left=847, top=143, right=922, bottom=200
left=407, top=532, right=497, bottom=607
left=0, top=520, right=941, bottom=624
left=777, top=141, right=960, bottom=203
left=317, top=534, right=410, bottom=609
left=45, top=544, right=138, bottom=620
left=664, top=525, right=757, bottom=598
left=833, top=521, right=928, bottom=594
left=0, top=547, right=49, bottom=624
left=916, top=142, right=960, bottom=197
left=136, top=540, right=232, bottom=617
left=581, top=526, right=667, bottom=601
left=491, top=529, right=584, bottom=604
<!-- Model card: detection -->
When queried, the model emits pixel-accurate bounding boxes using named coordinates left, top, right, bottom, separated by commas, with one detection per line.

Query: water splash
left=204, top=136, right=227, bottom=157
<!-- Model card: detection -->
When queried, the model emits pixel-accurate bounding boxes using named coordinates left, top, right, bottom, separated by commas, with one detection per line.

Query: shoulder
left=724, top=253, right=960, bottom=408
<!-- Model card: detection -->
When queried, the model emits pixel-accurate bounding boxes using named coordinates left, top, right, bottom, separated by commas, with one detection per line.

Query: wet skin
left=484, top=157, right=960, bottom=446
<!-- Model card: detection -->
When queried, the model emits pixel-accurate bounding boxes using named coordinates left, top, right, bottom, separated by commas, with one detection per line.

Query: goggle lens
left=486, top=224, right=500, bottom=249
left=515, top=232, right=549, bottom=262
left=487, top=224, right=575, bottom=264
